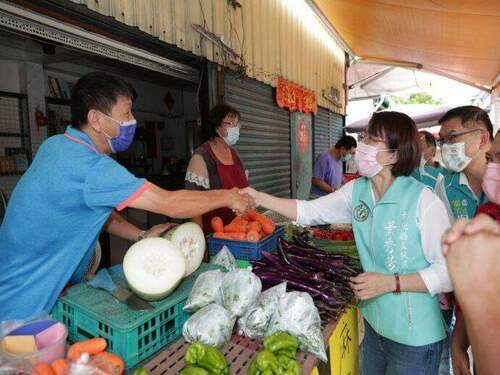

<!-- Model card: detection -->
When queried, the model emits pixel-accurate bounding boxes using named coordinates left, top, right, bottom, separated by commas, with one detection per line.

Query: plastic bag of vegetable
left=183, top=270, right=225, bottom=312
left=183, top=304, right=234, bottom=349
left=0, top=351, right=33, bottom=375
left=209, top=246, right=236, bottom=272
left=238, top=282, right=287, bottom=339
left=220, top=269, right=262, bottom=318
left=266, top=292, right=327, bottom=362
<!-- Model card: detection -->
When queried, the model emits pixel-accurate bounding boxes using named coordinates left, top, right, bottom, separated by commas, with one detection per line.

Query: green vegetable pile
left=248, top=332, right=302, bottom=375
left=180, top=342, right=229, bottom=375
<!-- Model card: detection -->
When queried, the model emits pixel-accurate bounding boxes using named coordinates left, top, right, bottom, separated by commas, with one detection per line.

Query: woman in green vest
left=243, top=111, right=453, bottom=375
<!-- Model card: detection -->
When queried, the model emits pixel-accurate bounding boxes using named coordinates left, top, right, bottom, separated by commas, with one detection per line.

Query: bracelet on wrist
left=393, top=273, right=401, bottom=294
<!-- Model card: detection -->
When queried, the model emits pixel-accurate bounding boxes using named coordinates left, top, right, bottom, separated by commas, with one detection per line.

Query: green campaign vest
left=442, top=171, right=488, bottom=220
left=352, top=176, right=446, bottom=346
left=411, top=164, right=443, bottom=190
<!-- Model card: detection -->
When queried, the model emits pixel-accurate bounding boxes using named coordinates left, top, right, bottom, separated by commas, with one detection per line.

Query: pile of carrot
left=211, top=211, right=276, bottom=243
left=33, top=338, right=124, bottom=375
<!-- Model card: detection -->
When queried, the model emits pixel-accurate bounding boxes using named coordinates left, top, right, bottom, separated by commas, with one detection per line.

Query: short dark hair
left=419, top=130, right=436, bottom=148
left=367, top=111, right=421, bottom=177
left=335, top=135, right=357, bottom=150
left=71, top=72, right=133, bottom=129
left=208, top=103, right=241, bottom=138
left=439, top=106, right=493, bottom=141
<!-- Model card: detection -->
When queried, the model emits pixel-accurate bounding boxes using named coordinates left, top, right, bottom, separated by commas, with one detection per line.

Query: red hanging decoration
left=276, top=76, right=317, bottom=115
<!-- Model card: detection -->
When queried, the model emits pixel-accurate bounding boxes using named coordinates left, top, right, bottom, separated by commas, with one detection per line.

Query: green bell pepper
left=264, top=332, right=299, bottom=355
left=179, top=366, right=210, bottom=375
left=274, top=348, right=297, bottom=360
left=184, top=342, right=229, bottom=375
left=248, top=359, right=260, bottom=375
left=132, top=367, right=149, bottom=375
left=283, top=360, right=301, bottom=375
left=249, top=332, right=302, bottom=375
left=255, top=350, right=282, bottom=374
left=277, top=354, right=294, bottom=369
left=277, top=355, right=301, bottom=375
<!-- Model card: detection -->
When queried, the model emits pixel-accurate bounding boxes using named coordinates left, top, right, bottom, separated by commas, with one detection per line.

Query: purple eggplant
left=261, top=251, right=283, bottom=266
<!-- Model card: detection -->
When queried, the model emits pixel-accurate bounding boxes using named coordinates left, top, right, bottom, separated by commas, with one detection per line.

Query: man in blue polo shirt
left=435, top=105, right=493, bottom=375
left=0, top=72, right=252, bottom=321
left=310, top=135, right=357, bottom=197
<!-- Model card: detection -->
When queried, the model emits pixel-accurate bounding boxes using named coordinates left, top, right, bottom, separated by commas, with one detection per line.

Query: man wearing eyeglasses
left=434, top=105, right=494, bottom=375
left=436, top=106, right=494, bottom=222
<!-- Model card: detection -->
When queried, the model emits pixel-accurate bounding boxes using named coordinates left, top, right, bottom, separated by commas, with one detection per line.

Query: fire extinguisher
left=35, top=107, right=48, bottom=131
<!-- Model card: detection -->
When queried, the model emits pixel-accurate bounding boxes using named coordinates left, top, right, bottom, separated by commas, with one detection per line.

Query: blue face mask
left=342, top=153, right=353, bottom=162
left=223, top=126, right=240, bottom=146
left=101, top=113, right=137, bottom=153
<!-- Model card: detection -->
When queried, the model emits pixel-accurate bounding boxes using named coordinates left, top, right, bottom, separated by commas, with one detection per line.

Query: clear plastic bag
left=0, top=352, right=33, bottom=375
left=266, top=292, right=327, bottom=362
left=0, top=312, right=54, bottom=374
left=237, top=282, right=287, bottom=339
left=0, top=312, right=50, bottom=339
left=182, top=304, right=234, bottom=349
left=220, top=269, right=262, bottom=318
left=183, top=270, right=225, bottom=312
left=210, top=246, right=237, bottom=272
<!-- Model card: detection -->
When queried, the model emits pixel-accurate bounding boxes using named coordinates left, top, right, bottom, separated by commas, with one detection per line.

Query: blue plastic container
left=206, top=226, right=284, bottom=260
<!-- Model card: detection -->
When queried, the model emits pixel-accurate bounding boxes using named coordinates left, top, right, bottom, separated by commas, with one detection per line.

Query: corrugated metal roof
left=69, top=0, right=346, bottom=113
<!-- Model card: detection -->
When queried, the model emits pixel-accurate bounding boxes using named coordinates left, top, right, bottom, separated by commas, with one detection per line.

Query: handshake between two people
left=227, top=187, right=262, bottom=215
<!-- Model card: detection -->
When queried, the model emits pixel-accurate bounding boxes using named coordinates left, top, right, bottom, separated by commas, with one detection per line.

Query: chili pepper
left=264, top=332, right=299, bottom=355
left=184, top=342, right=229, bottom=375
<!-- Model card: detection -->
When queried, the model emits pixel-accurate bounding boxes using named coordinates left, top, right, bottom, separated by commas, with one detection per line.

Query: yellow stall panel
left=329, top=307, right=359, bottom=375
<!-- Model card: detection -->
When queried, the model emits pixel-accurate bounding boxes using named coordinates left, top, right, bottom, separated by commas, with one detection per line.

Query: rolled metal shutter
left=314, top=107, right=331, bottom=160
left=314, top=108, right=345, bottom=159
left=225, top=72, right=291, bottom=198
left=331, top=112, right=344, bottom=146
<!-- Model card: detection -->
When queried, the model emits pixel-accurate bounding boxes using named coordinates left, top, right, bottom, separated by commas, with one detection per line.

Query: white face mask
left=441, top=142, right=473, bottom=172
left=223, top=126, right=240, bottom=146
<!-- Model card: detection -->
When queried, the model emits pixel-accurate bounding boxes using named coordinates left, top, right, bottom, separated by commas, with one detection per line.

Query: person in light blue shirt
left=411, top=130, right=444, bottom=190
left=310, top=135, right=357, bottom=197
left=0, top=72, right=252, bottom=322
left=244, top=112, right=453, bottom=375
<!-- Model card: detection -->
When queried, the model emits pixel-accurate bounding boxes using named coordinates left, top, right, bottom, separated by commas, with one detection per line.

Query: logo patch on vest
left=353, top=202, right=370, bottom=222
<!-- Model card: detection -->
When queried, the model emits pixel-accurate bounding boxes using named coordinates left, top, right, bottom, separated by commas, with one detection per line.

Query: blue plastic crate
left=206, top=226, right=284, bottom=260
left=52, top=263, right=216, bottom=369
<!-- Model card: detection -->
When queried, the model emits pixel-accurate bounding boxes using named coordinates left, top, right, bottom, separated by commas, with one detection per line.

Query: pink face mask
left=354, top=142, right=394, bottom=178
left=482, top=163, right=500, bottom=204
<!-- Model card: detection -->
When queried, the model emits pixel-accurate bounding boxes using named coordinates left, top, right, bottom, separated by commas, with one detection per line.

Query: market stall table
left=140, top=320, right=339, bottom=374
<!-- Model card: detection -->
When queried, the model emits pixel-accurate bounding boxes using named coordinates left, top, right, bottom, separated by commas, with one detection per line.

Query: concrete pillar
left=21, top=62, right=47, bottom=156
